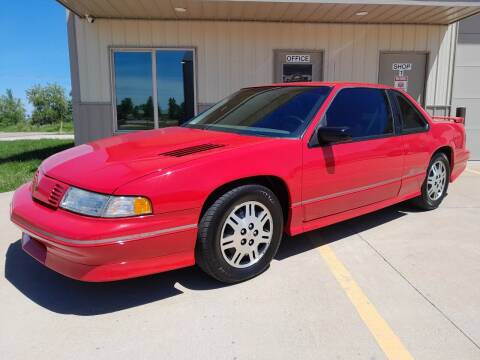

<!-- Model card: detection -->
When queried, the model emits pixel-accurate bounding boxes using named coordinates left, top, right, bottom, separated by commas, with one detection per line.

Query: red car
left=10, top=82, right=469, bottom=283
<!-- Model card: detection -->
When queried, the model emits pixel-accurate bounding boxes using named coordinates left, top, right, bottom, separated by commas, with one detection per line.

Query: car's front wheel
left=196, top=184, right=284, bottom=283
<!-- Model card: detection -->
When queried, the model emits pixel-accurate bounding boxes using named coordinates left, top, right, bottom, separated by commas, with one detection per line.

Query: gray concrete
left=1, top=165, right=479, bottom=359
left=0, top=132, right=74, bottom=141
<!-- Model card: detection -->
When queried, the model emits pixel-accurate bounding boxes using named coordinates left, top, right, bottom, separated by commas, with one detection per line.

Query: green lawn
left=0, top=139, right=74, bottom=192
left=0, top=121, right=74, bottom=133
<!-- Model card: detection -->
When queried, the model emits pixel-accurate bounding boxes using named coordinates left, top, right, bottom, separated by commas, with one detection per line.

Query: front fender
left=114, top=139, right=303, bottom=216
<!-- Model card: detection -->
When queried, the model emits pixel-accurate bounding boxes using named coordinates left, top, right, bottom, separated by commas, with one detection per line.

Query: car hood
left=42, top=127, right=272, bottom=194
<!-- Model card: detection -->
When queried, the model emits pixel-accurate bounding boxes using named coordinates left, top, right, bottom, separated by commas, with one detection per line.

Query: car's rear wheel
left=196, top=184, right=284, bottom=283
left=411, top=152, right=450, bottom=210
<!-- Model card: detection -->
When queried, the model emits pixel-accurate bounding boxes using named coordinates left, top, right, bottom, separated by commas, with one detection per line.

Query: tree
left=168, top=97, right=184, bottom=120
left=0, top=89, right=26, bottom=126
left=143, top=96, right=154, bottom=119
left=117, top=97, right=134, bottom=124
left=26, top=84, right=71, bottom=127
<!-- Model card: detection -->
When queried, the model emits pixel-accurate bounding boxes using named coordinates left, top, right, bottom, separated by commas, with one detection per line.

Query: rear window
left=393, top=92, right=428, bottom=133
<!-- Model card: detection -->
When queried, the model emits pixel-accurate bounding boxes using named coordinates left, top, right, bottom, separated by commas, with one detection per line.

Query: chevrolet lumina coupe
left=11, top=82, right=469, bottom=283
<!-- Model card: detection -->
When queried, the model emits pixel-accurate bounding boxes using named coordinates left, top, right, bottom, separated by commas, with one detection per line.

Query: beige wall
left=71, top=15, right=457, bottom=142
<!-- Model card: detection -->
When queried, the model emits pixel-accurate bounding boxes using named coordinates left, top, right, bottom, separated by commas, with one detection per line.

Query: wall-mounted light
left=355, top=11, right=368, bottom=16
left=174, top=7, right=187, bottom=13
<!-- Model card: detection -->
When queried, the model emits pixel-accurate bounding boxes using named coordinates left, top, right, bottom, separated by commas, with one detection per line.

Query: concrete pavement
left=1, top=164, right=479, bottom=359
left=0, top=132, right=74, bottom=141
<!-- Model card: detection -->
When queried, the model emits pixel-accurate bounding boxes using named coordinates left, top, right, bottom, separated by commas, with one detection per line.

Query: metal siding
left=97, top=20, right=112, bottom=101
left=67, top=13, right=82, bottom=146
left=414, top=25, right=428, bottom=51
left=73, top=18, right=455, bottom=142
left=75, top=18, right=87, bottom=104
left=430, top=23, right=455, bottom=111
left=364, top=24, right=379, bottom=82
left=425, top=26, right=441, bottom=107
left=84, top=21, right=101, bottom=100
left=339, top=24, right=355, bottom=81
left=403, top=26, right=415, bottom=50
left=352, top=25, right=367, bottom=82
left=453, top=14, right=480, bottom=160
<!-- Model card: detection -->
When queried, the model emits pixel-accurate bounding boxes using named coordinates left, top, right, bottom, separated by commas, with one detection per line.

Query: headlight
left=60, top=187, right=152, bottom=218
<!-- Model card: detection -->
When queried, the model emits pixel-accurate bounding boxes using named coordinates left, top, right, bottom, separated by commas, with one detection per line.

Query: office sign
left=286, top=54, right=311, bottom=63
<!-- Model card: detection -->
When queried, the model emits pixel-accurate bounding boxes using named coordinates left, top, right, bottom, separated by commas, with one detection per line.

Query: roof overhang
left=57, top=0, right=480, bottom=25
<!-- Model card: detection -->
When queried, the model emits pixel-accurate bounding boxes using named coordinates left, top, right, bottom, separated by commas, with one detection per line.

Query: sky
left=0, top=1, right=71, bottom=114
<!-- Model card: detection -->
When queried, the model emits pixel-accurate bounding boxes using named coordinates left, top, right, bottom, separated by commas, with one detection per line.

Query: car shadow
left=4, top=202, right=414, bottom=316
left=0, top=142, right=73, bottom=165
left=4, top=241, right=227, bottom=316
left=275, top=202, right=411, bottom=260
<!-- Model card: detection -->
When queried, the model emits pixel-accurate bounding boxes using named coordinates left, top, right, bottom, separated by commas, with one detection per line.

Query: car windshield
left=183, top=86, right=331, bottom=138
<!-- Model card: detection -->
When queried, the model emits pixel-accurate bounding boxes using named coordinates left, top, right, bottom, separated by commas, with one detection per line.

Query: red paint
left=10, top=82, right=469, bottom=282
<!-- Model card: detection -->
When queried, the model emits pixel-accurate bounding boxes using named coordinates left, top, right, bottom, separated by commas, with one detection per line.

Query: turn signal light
left=134, top=197, right=152, bottom=215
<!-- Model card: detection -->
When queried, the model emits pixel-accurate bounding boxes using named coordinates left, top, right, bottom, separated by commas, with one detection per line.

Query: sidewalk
left=0, top=132, right=74, bottom=141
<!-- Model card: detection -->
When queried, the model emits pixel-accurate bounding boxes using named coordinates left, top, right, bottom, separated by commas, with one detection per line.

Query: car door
left=388, top=90, right=431, bottom=197
left=302, top=86, right=405, bottom=221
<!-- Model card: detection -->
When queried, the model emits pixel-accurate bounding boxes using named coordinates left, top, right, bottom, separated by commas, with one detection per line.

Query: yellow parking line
left=466, top=169, right=480, bottom=176
left=318, top=245, right=414, bottom=360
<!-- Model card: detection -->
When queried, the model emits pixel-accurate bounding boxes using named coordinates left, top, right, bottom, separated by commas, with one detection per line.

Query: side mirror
left=316, top=126, right=352, bottom=145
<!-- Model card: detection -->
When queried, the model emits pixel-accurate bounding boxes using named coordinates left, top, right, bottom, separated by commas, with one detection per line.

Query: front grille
left=48, top=183, right=67, bottom=207
left=160, top=143, right=225, bottom=157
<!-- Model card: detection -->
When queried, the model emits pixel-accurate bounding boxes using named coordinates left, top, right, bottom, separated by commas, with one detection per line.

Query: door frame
left=109, top=46, right=198, bottom=134
left=377, top=50, right=429, bottom=107
left=273, top=49, right=325, bottom=83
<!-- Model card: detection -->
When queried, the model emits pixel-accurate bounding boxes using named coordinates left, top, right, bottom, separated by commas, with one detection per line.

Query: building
left=57, top=0, right=480, bottom=159
left=452, top=12, right=480, bottom=160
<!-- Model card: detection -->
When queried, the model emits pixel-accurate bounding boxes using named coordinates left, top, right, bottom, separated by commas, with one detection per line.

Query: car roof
left=247, top=81, right=392, bottom=90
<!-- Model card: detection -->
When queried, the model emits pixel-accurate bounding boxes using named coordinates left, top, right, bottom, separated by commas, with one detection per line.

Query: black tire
left=410, top=152, right=450, bottom=210
left=196, top=184, right=284, bottom=283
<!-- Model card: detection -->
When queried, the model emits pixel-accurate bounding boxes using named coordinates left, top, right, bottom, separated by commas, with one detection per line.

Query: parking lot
left=1, top=164, right=479, bottom=360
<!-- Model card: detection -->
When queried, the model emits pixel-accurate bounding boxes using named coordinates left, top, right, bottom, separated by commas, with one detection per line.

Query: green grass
left=0, top=139, right=74, bottom=192
left=0, top=122, right=74, bottom=133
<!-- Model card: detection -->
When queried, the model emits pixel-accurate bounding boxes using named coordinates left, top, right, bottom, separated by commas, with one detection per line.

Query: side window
left=394, top=92, right=428, bottom=133
left=323, top=88, right=393, bottom=140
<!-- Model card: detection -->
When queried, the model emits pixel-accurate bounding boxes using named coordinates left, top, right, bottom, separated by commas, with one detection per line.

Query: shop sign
left=392, top=63, right=412, bottom=71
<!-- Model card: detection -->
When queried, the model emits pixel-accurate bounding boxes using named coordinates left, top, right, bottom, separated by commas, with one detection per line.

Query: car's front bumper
left=10, top=183, right=198, bottom=282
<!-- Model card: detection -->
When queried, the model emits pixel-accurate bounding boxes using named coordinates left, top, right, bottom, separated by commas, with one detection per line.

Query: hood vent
left=160, top=143, right=225, bottom=157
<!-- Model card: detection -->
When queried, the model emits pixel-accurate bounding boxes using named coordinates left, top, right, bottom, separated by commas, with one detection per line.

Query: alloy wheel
left=427, top=160, right=447, bottom=201
left=220, top=201, right=273, bottom=268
